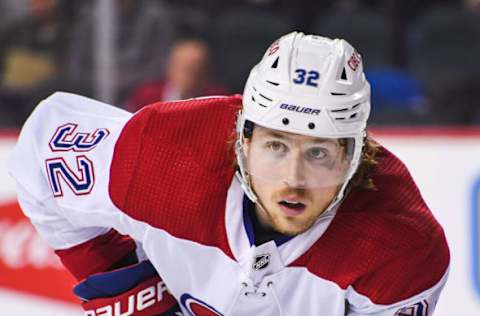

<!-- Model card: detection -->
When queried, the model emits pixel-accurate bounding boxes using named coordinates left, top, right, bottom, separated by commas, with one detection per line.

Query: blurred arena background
left=0, top=0, right=479, bottom=315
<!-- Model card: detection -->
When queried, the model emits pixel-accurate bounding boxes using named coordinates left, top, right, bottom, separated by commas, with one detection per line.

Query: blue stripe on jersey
left=274, top=234, right=294, bottom=247
left=242, top=196, right=255, bottom=246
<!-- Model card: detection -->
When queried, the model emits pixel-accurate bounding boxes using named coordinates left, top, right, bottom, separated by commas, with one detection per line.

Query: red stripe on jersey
left=290, top=146, right=450, bottom=305
left=109, top=96, right=242, bottom=260
left=55, top=229, right=136, bottom=280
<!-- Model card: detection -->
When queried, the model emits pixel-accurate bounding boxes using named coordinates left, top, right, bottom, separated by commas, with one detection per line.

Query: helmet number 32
left=293, top=69, right=320, bottom=87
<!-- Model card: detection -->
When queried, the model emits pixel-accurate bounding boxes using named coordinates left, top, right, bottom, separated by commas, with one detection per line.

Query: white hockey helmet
left=236, top=31, right=371, bottom=208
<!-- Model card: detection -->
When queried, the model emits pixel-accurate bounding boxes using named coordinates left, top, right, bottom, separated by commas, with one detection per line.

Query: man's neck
left=245, top=197, right=284, bottom=246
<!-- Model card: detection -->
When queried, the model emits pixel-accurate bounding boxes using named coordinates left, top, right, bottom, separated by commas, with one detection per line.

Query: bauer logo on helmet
left=279, top=103, right=321, bottom=116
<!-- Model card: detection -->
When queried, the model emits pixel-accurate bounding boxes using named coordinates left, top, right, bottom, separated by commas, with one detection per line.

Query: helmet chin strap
left=235, top=112, right=258, bottom=203
left=235, top=170, right=257, bottom=203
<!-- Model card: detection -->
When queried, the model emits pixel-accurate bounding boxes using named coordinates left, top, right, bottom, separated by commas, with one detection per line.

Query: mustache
left=272, top=187, right=312, bottom=201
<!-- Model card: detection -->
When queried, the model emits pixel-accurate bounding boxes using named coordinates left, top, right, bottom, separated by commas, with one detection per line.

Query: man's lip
left=278, top=202, right=306, bottom=216
left=278, top=195, right=308, bottom=204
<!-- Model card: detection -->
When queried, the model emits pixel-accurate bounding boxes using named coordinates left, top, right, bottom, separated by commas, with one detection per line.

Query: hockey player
left=9, top=32, right=449, bottom=315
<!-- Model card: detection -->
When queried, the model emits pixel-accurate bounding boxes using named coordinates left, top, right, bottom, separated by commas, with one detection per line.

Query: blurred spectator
left=64, top=0, right=176, bottom=103
left=125, top=38, right=226, bottom=111
left=465, top=0, right=480, bottom=10
left=0, top=0, right=73, bottom=126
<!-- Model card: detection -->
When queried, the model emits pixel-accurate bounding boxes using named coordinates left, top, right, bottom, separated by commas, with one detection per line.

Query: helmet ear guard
left=236, top=31, right=371, bottom=214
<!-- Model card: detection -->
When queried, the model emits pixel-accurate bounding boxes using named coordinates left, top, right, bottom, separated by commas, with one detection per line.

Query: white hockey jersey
left=9, top=92, right=450, bottom=315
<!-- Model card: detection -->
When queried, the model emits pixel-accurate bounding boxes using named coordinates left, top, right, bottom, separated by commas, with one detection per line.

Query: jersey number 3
left=45, top=123, right=109, bottom=197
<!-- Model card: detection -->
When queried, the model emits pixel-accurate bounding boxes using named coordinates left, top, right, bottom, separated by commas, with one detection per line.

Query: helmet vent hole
left=266, top=80, right=279, bottom=86
left=282, top=118, right=289, bottom=125
left=308, top=123, right=315, bottom=129
left=350, top=113, right=357, bottom=119
left=271, top=57, right=279, bottom=69
left=251, top=93, right=267, bottom=108
left=259, top=93, right=272, bottom=101
left=341, top=68, right=348, bottom=80
left=331, top=107, right=349, bottom=113
left=331, top=92, right=346, bottom=96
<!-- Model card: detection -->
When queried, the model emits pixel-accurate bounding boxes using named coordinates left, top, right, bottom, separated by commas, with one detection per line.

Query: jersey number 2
left=46, top=124, right=109, bottom=197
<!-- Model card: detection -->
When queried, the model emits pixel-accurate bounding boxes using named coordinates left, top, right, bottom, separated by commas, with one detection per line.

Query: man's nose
left=284, top=155, right=307, bottom=189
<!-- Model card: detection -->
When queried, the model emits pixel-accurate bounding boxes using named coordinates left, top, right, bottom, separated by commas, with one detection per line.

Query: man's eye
left=267, top=141, right=286, bottom=153
left=307, top=147, right=327, bottom=160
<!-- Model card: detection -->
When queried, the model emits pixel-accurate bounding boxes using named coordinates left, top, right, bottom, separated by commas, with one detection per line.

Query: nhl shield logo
left=252, top=254, right=270, bottom=271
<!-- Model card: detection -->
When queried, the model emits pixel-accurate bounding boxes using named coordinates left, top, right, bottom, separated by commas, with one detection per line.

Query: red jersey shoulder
left=292, top=144, right=449, bottom=304
left=108, top=96, right=242, bottom=259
